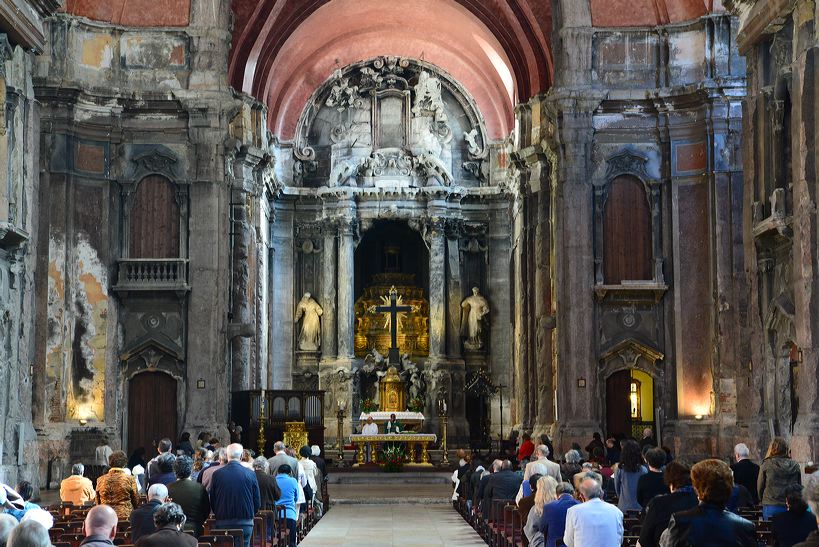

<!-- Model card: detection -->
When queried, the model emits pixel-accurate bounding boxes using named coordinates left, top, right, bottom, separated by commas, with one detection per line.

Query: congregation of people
left=0, top=430, right=329, bottom=547
left=453, top=430, right=819, bottom=546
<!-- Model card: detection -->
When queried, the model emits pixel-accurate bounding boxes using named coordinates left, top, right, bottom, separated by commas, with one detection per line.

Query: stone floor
left=299, top=504, right=486, bottom=546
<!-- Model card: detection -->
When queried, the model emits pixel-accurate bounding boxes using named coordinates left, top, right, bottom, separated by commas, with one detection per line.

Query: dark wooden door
left=129, top=175, right=180, bottom=258
left=128, top=371, right=178, bottom=456
left=603, top=176, right=652, bottom=284
left=606, top=369, right=632, bottom=438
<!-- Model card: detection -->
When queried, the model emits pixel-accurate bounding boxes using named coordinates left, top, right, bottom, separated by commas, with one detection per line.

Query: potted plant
left=381, top=445, right=405, bottom=473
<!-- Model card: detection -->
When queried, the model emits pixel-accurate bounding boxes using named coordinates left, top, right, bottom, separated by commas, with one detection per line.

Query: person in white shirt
left=361, top=416, right=379, bottom=435
left=95, top=442, right=114, bottom=467
left=563, top=477, right=624, bottom=547
left=361, top=416, right=379, bottom=463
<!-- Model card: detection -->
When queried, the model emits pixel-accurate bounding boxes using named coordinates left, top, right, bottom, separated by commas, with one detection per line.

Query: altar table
left=350, top=433, right=437, bottom=466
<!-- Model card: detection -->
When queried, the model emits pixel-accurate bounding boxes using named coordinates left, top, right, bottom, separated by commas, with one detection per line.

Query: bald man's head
left=84, top=504, right=118, bottom=539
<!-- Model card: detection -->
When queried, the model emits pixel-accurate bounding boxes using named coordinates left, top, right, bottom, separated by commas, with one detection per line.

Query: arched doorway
left=606, top=369, right=654, bottom=439
left=128, top=371, right=178, bottom=455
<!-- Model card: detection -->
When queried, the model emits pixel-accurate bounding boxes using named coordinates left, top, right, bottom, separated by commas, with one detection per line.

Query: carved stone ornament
left=133, top=149, right=178, bottom=176
left=605, top=150, right=650, bottom=182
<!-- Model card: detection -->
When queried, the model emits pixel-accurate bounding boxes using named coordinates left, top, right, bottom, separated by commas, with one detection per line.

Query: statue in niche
left=461, top=287, right=490, bottom=350
left=295, top=292, right=323, bottom=351
left=412, top=70, right=447, bottom=123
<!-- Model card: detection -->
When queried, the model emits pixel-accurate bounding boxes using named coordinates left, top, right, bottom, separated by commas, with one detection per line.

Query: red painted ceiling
left=230, top=0, right=553, bottom=141
left=589, top=0, right=721, bottom=27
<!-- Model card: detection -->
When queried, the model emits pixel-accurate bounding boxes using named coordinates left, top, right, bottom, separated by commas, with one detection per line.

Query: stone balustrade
left=114, top=258, right=190, bottom=292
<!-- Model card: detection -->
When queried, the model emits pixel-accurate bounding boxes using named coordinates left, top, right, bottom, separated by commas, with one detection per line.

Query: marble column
left=270, top=203, right=294, bottom=388
left=336, top=218, right=356, bottom=360
left=445, top=224, right=462, bottom=359
left=428, top=220, right=447, bottom=358
left=320, top=223, right=337, bottom=362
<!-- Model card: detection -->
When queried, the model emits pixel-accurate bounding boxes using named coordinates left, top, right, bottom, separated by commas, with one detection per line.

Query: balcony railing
left=113, top=259, right=190, bottom=293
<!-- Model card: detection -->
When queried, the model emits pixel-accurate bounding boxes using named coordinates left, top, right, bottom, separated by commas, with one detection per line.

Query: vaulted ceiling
left=229, top=0, right=553, bottom=141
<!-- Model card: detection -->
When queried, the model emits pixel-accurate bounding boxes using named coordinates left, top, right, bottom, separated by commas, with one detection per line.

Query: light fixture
left=78, top=418, right=88, bottom=426
left=694, top=414, right=703, bottom=421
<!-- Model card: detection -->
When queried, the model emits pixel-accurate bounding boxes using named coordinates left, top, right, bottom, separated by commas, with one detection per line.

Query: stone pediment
left=600, top=337, right=664, bottom=367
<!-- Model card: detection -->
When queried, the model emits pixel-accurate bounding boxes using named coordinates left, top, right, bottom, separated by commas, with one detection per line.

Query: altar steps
left=326, top=472, right=455, bottom=506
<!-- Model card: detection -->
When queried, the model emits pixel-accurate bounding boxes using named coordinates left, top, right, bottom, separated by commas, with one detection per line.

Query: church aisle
left=299, top=504, right=486, bottom=546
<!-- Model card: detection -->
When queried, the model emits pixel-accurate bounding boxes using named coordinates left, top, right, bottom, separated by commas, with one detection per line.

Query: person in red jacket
left=518, top=432, right=535, bottom=462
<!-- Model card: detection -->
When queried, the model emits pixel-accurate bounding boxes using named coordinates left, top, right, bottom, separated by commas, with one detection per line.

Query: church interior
left=1, top=0, right=819, bottom=542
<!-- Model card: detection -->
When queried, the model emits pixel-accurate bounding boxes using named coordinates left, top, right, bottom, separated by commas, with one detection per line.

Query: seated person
left=385, top=413, right=403, bottom=434
left=60, top=463, right=95, bottom=506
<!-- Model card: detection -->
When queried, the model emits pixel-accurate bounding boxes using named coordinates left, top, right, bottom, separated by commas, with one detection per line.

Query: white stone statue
left=461, top=287, right=490, bottom=350
left=295, top=292, right=323, bottom=351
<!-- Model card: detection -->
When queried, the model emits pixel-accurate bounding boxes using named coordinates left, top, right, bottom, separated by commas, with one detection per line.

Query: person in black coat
left=772, top=484, right=818, bottom=547
left=252, top=457, right=281, bottom=510
left=731, top=443, right=760, bottom=504
left=660, top=459, right=756, bottom=546
left=483, top=460, right=523, bottom=518
left=135, top=502, right=197, bottom=547
left=637, top=447, right=670, bottom=508
left=130, top=484, right=168, bottom=542
left=639, top=461, right=698, bottom=547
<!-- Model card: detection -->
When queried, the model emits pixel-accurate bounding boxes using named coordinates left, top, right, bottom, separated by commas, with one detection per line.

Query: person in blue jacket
left=275, top=464, right=300, bottom=547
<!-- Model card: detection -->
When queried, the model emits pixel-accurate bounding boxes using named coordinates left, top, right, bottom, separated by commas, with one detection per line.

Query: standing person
left=167, top=455, right=210, bottom=537
left=759, top=437, right=802, bottom=520
left=209, top=443, right=260, bottom=547
left=518, top=474, right=542, bottom=540
left=540, top=434, right=556, bottom=462
left=252, top=457, right=281, bottom=510
left=298, top=446, right=320, bottom=505
left=731, top=443, right=760, bottom=504
left=538, top=481, right=579, bottom=547
left=518, top=432, right=536, bottom=463
left=636, top=447, right=670, bottom=508
left=177, top=433, right=194, bottom=456
left=268, top=441, right=299, bottom=479
left=130, top=484, right=168, bottom=542
left=310, top=445, right=327, bottom=480
left=201, top=448, right=227, bottom=491
left=614, top=439, right=647, bottom=512
left=638, top=461, right=698, bottom=547
left=563, top=477, right=623, bottom=547
left=522, top=445, right=562, bottom=498
left=585, top=433, right=605, bottom=459
left=95, top=439, right=114, bottom=468
left=146, top=438, right=173, bottom=481
left=639, top=427, right=656, bottom=450
left=134, top=502, right=198, bottom=547
left=96, top=451, right=140, bottom=519
left=80, top=505, right=119, bottom=547
left=385, top=413, right=403, bottom=434
left=60, top=463, right=95, bottom=505
left=274, top=464, right=300, bottom=547
left=128, top=448, right=147, bottom=471
left=660, top=459, right=755, bottom=545
left=772, top=484, right=818, bottom=547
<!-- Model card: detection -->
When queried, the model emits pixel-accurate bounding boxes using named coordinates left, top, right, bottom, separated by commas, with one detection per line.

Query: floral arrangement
left=407, top=396, right=425, bottom=413
left=381, top=445, right=405, bottom=473
left=361, top=398, right=378, bottom=413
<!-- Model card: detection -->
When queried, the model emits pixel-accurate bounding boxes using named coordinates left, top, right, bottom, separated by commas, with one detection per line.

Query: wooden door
left=129, top=176, right=180, bottom=258
left=128, top=371, right=178, bottom=456
left=606, top=369, right=632, bottom=438
left=603, top=176, right=652, bottom=283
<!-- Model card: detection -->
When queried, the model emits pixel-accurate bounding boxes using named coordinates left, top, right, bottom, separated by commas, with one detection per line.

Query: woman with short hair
left=134, top=502, right=197, bottom=547
left=96, top=450, right=140, bottom=519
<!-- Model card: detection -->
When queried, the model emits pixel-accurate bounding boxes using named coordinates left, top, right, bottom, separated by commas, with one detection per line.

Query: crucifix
left=375, top=285, right=412, bottom=364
